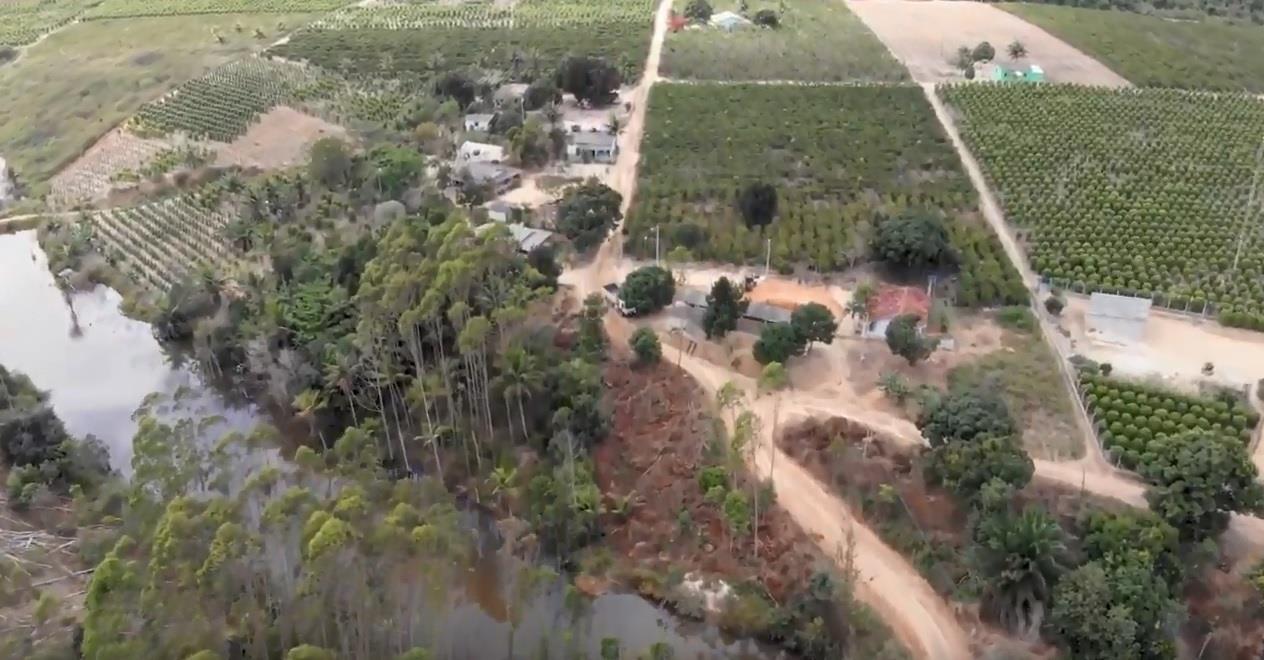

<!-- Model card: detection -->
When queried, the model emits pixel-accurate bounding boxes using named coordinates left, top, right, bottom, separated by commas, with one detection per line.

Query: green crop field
left=628, top=83, right=1026, bottom=306
left=0, top=0, right=82, bottom=47
left=940, top=84, right=1264, bottom=329
left=660, top=0, right=908, bottom=83
left=84, top=194, right=232, bottom=291
left=83, top=0, right=350, bottom=19
left=1078, top=371, right=1260, bottom=475
left=1002, top=3, right=1264, bottom=92
left=276, top=0, right=655, bottom=80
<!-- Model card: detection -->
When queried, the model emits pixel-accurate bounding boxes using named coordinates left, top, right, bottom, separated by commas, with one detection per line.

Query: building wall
left=1086, top=314, right=1145, bottom=345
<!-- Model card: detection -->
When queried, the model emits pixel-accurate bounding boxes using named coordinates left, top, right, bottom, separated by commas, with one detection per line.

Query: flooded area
left=0, top=229, right=259, bottom=471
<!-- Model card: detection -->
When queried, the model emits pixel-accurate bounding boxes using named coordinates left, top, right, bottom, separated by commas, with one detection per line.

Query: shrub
left=629, top=327, right=662, bottom=366
left=1044, top=295, right=1065, bottom=316
left=996, top=306, right=1035, bottom=332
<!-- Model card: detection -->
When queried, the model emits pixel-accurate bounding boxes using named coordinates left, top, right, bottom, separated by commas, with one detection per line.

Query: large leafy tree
left=368, top=145, right=424, bottom=199
left=1143, top=430, right=1264, bottom=541
left=973, top=507, right=1067, bottom=636
left=619, top=266, right=675, bottom=315
left=790, top=303, right=837, bottom=350
left=917, top=385, right=1016, bottom=447
left=703, top=277, right=749, bottom=339
left=308, top=137, right=352, bottom=188
left=1049, top=561, right=1178, bottom=660
left=753, top=323, right=805, bottom=365
left=554, top=56, right=621, bottom=107
left=629, top=327, right=661, bottom=366
left=737, top=182, right=777, bottom=228
left=871, top=210, right=954, bottom=270
left=884, top=314, right=936, bottom=365
left=925, top=434, right=1033, bottom=505
left=556, top=179, right=622, bottom=251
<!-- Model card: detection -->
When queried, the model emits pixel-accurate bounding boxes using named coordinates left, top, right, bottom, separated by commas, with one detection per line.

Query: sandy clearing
left=212, top=106, right=346, bottom=171
left=49, top=128, right=173, bottom=207
left=845, top=0, right=1131, bottom=86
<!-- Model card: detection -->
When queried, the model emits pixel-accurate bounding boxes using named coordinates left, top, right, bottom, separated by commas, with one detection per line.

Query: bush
left=629, top=327, right=662, bottom=366
left=684, top=0, right=713, bottom=21
left=972, top=41, right=996, bottom=62
left=752, top=9, right=779, bottom=27
left=619, top=266, right=676, bottom=316
left=1044, top=295, right=1065, bottom=316
left=996, top=306, right=1035, bottom=332
left=753, top=323, right=805, bottom=365
left=737, top=182, right=777, bottom=228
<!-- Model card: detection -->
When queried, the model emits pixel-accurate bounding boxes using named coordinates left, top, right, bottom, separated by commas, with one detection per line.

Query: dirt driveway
left=846, top=0, right=1131, bottom=86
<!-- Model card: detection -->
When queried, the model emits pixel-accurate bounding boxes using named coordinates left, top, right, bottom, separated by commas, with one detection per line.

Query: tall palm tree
left=974, top=507, right=1068, bottom=637
left=494, top=346, right=543, bottom=442
left=292, top=388, right=328, bottom=451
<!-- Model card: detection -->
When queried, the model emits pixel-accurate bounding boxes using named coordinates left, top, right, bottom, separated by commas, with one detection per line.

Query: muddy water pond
left=0, top=229, right=782, bottom=659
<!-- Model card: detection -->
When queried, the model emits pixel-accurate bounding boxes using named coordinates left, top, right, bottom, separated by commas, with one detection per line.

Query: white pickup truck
left=602, top=283, right=635, bottom=316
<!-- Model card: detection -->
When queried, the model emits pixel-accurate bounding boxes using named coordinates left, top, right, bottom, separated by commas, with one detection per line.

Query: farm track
left=566, top=2, right=975, bottom=657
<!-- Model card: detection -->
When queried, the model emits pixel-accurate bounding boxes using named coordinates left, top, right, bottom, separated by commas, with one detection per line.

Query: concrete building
left=461, top=162, right=521, bottom=195
left=865, top=285, right=930, bottom=338
left=1086, top=292, right=1151, bottom=345
left=463, top=113, right=495, bottom=132
left=566, top=132, right=619, bottom=164
left=458, top=140, right=505, bottom=164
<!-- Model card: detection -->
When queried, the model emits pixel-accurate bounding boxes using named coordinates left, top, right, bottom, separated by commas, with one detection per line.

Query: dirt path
left=844, top=0, right=1131, bottom=86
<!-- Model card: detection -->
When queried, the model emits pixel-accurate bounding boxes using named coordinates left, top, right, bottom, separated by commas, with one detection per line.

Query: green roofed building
left=991, top=63, right=1046, bottom=83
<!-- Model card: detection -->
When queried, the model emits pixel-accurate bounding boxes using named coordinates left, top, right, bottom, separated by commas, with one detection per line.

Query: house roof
left=465, top=113, right=494, bottom=124
left=569, top=132, right=617, bottom=149
left=745, top=301, right=792, bottom=324
left=677, top=288, right=708, bottom=308
left=465, top=162, right=520, bottom=185
left=710, top=10, right=750, bottom=26
left=869, top=286, right=930, bottom=321
left=506, top=224, right=553, bottom=253
left=459, top=141, right=505, bottom=159
left=1088, top=292, right=1151, bottom=321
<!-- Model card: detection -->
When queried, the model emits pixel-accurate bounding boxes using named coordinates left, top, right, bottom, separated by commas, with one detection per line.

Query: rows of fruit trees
left=271, top=0, right=654, bottom=80
left=85, top=194, right=231, bottom=291
left=1078, top=370, right=1260, bottom=475
left=81, top=0, right=350, bottom=19
left=941, top=83, right=1264, bottom=330
left=0, top=0, right=81, bottom=46
left=133, top=59, right=331, bottom=143
left=628, top=83, right=1027, bottom=307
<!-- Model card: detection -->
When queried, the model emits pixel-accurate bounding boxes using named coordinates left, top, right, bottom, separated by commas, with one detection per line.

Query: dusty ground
left=48, top=128, right=173, bottom=206
left=212, top=106, right=346, bottom=171
left=845, top=0, right=1131, bottom=86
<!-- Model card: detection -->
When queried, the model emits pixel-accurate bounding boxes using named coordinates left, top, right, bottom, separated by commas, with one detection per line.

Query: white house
left=566, top=132, right=619, bottom=164
left=458, top=141, right=505, bottom=164
left=486, top=200, right=514, bottom=223
left=710, top=11, right=751, bottom=31
left=464, top=113, right=495, bottom=132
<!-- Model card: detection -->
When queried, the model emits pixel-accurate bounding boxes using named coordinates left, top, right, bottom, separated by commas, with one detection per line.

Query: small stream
left=0, top=229, right=781, bottom=658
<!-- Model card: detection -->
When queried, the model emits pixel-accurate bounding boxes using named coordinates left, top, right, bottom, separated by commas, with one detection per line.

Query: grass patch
left=1002, top=3, right=1264, bottom=92
left=660, top=0, right=908, bottom=82
left=0, top=14, right=311, bottom=191
left=949, top=326, right=1083, bottom=460
left=0, top=0, right=81, bottom=47
left=84, top=0, right=348, bottom=19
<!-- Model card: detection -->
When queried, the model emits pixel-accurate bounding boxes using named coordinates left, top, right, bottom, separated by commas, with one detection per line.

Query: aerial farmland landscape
left=1, top=0, right=1264, bottom=658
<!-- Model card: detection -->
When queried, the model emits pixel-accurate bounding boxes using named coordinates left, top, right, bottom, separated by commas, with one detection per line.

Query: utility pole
left=655, top=224, right=661, bottom=265
left=764, top=238, right=771, bottom=276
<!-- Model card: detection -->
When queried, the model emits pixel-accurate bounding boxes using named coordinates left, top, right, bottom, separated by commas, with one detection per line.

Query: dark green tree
left=789, top=303, right=837, bottom=351
left=369, top=145, right=424, bottom=199
left=972, top=41, right=996, bottom=62
left=554, top=56, right=621, bottom=107
left=925, top=434, right=1033, bottom=504
left=556, top=179, right=622, bottom=251
left=737, top=182, right=777, bottom=228
left=703, top=277, right=749, bottom=339
left=1143, top=430, right=1264, bottom=542
left=308, top=137, right=352, bottom=188
left=619, top=266, right=675, bottom=315
left=1049, top=561, right=1178, bottom=660
left=871, top=211, right=954, bottom=271
left=752, top=8, right=779, bottom=27
left=917, top=385, right=1016, bottom=447
left=629, top=327, right=661, bottom=366
left=684, top=0, right=713, bottom=21
left=523, top=79, right=561, bottom=111
left=433, top=71, right=477, bottom=108
left=884, top=314, right=937, bottom=365
left=974, top=507, right=1067, bottom=635
left=753, top=323, right=805, bottom=365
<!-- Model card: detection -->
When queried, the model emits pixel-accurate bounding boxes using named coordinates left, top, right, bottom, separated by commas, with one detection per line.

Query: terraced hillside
left=941, top=84, right=1264, bottom=329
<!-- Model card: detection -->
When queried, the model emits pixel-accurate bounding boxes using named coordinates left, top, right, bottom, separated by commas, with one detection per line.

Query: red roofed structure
left=865, top=285, right=930, bottom=337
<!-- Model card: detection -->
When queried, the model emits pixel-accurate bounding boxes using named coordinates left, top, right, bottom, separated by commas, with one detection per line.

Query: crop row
left=627, top=83, right=1025, bottom=306
left=82, top=0, right=349, bottom=20
left=0, top=0, right=81, bottom=47
left=133, top=58, right=324, bottom=142
left=941, top=84, right=1264, bottom=329
left=87, top=197, right=231, bottom=291
left=1078, top=372, right=1259, bottom=475
left=309, top=0, right=653, bottom=30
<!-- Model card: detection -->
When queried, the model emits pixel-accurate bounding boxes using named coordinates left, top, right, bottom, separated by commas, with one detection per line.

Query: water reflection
left=0, top=230, right=258, bottom=471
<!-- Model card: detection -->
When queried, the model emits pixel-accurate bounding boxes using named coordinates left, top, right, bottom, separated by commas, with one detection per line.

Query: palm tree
left=495, top=346, right=543, bottom=442
left=322, top=349, right=360, bottom=428
left=292, top=388, right=328, bottom=451
left=974, top=507, right=1067, bottom=637
left=1008, top=40, right=1027, bottom=61
left=487, top=465, right=518, bottom=511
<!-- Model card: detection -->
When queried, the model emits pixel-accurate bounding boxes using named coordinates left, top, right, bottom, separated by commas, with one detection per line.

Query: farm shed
left=464, top=114, right=494, bottom=132
left=458, top=141, right=505, bottom=164
left=990, top=63, right=1046, bottom=83
left=710, top=11, right=751, bottom=31
left=677, top=288, right=709, bottom=308
left=566, top=132, right=619, bottom=164
left=476, top=222, right=553, bottom=254
left=485, top=201, right=515, bottom=223
left=1086, top=293, right=1150, bottom=345
left=746, top=301, right=793, bottom=325
left=461, top=163, right=522, bottom=194
left=865, top=285, right=931, bottom=338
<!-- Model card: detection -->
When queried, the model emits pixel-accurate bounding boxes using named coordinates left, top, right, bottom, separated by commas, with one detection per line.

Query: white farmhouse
left=464, top=113, right=494, bottom=132
left=458, top=140, right=506, bottom=164
left=566, top=132, right=619, bottom=164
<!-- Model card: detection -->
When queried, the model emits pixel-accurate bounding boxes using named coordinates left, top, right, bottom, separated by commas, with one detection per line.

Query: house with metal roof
left=710, top=10, right=751, bottom=31
left=565, top=132, right=619, bottom=164
left=463, top=113, right=495, bottom=132
left=460, top=162, right=521, bottom=194
left=458, top=140, right=505, bottom=164
left=1086, top=293, right=1150, bottom=345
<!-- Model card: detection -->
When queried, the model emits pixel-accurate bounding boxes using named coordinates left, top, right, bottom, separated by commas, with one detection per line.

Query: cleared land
left=659, top=0, right=908, bottom=82
left=941, top=84, right=1264, bottom=328
left=48, top=129, right=173, bottom=206
left=1002, top=3, right=1264, bottom=92
left=272, top=0, right=656, bottom=80
left=628, top=83, right=1026, bottom=306
left=0, top=14, right=311, bottom=191
left=213, top=106, right=346, bottom=170
left=846, top=0, right=1130, bottom=86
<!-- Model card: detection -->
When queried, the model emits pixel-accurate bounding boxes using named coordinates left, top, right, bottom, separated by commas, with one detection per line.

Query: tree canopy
left=630, top=327, right=662, bottom=366
left=703, top=277, right=749, bottom=339
left=556, top=179, right=622, bottom=251
left=619, top=266, right=676, bottom=316
left=790, top=303, right=837, bottom=350
left=1142, top=430, right=1264, bottom=541
left=884, top=314, right=937, bottom=365
left=753, top=323, right=806, bottom=365
left=917, top=385, right=1016, bottom=447
left=871, top=211, right=955, bottom=271
left=737, top=182, right=778, bottom=228
left=684, top=0, right=714, bottom=21
left=555, top=56, right=621, bottom=107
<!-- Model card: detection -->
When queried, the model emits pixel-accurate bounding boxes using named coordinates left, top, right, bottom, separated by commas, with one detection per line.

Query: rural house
left=566, top=132, right=619, bottom=163
left=474, top=222, right=554, bottom=254
left=710, top=11, right=751, bottom=31
left=485, top=200, right=515, bottom=223
left=865, top=285, right=930, bottom=338
left=464, top=113, right=495, bottom=132
left=460, top=162, right=522, bottom=195
left=1086, top=292, right=1150, bottom=345
left=458, top=140, right=505, bottom=164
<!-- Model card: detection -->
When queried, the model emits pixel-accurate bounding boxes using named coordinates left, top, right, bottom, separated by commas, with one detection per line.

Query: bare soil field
left=48, top=128, right=172, bottom=206
left=845, top=0, right=1131, bottom=86
left=212, top=106, right=346, bottom=171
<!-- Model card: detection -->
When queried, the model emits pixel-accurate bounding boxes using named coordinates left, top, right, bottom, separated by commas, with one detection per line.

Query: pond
left=0, top=229, right=782, bottom=659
